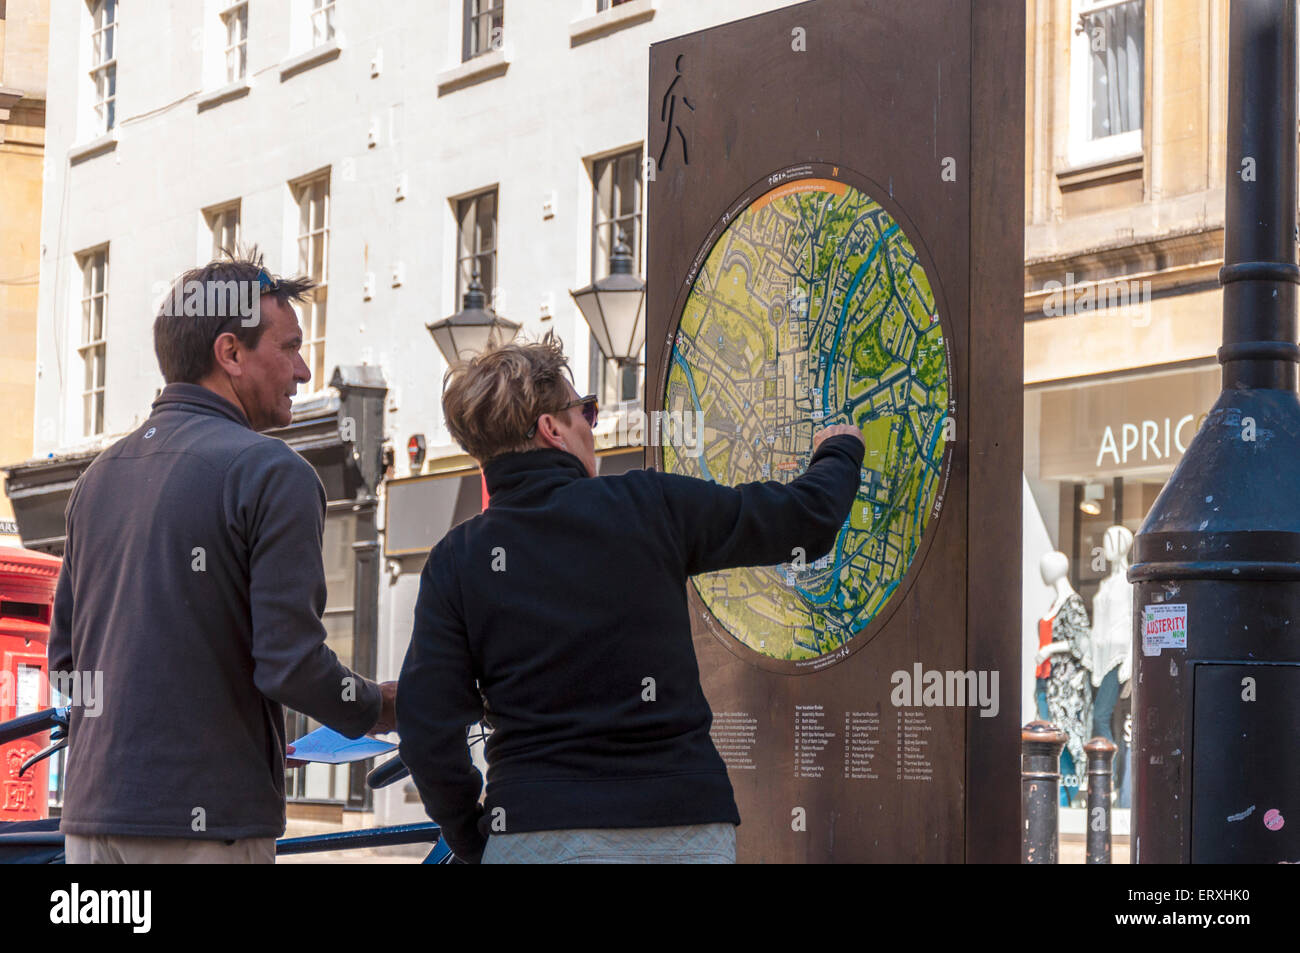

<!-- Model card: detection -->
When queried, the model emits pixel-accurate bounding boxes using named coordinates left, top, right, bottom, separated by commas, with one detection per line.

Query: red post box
left=0, top=546, right=62, bottom=821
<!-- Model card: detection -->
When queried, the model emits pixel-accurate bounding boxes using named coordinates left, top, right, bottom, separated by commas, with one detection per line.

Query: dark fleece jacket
left=50, top=383, right=381, bottom=839
left=397, top=434, right=864, bottom=861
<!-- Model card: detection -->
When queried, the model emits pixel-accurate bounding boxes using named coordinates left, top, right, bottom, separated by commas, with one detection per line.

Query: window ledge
left=196, top=79, right=252, bottom=113
left=1056, top=151, right=1143, bottom=190
left=280, top=40, right=342, bottom=82
left=569, top=0, right=656, bottom=46
left=69, top=130, right=118, bottom=165
left=436, top=49, right=509, bottom=96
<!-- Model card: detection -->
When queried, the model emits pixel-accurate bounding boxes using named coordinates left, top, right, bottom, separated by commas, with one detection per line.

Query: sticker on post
left=1142, top=603, right=1188, bottom=656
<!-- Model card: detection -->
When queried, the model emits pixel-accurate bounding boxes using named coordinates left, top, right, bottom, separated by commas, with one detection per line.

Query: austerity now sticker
left=1142, top=603, right=1188, bottom=656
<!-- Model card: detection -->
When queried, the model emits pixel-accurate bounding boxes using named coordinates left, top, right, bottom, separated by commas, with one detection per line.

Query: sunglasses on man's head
left=206, top=269, right=277, bottom=342
left=525, top=394, right=599, bottom=439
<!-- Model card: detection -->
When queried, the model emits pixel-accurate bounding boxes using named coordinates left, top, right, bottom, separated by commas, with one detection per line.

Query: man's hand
left=813, top=424, right=864, bottom=453
left=369, top=680, right=398, bottom=735
left=285, top=744, right=308, bottom=770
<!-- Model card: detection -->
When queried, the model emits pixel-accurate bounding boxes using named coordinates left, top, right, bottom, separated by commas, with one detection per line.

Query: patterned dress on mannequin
left=1045, top=592, right=1093, bottom=790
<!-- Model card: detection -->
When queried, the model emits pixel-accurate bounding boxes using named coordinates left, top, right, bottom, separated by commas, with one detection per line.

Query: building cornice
left=1023, top=227, right=1225, bottom=315
left=0, top=87, right=23, bottom=123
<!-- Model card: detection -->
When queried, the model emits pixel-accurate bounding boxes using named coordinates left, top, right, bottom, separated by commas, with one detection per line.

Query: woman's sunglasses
left=525, top=394, right=599, bottom=439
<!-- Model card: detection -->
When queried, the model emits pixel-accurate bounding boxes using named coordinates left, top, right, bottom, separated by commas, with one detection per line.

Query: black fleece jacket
left=50, top=384, right=381, bottom=839
left=396, top=434, right=865, bottom=862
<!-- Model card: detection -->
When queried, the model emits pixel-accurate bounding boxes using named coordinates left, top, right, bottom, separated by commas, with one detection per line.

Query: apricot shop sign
left=1039, top=366, right=1220, bottom=479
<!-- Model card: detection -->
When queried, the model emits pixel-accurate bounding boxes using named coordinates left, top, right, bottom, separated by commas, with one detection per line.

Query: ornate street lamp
left=426, top=272, right=520, bottom=363
left=570, top=231, right=647, bottom=370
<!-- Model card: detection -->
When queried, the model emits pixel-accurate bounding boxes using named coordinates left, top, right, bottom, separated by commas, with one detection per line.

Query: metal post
left=1021, top=721, right=1066, bottom=864
left=1129, top=0, right=1300, bottom=862
left=1085, top=736, right=1116, bottom=864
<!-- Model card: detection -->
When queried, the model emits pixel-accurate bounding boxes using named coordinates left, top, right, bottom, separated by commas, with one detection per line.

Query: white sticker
left=16, top=664, right=41, bottom=716
left=1142, top=603, right=1188, bottom=656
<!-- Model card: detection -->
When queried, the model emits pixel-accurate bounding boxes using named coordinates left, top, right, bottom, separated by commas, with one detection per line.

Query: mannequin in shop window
left=1035, top=551, right=1093, bottom=807
left=1090, top=525, right=1134, bottom=808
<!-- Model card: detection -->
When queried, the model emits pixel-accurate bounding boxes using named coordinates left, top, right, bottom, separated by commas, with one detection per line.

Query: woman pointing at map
left=395, top=334, right=865, bottom=863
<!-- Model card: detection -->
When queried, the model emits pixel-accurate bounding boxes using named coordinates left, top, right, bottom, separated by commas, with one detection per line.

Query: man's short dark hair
left=153, top=246, right=315, bottom=384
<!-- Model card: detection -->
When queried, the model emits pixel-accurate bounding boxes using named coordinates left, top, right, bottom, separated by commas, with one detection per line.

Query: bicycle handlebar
left=0, top=707, right=67, bottom=747
left=366, top=755, right=410, bottom=789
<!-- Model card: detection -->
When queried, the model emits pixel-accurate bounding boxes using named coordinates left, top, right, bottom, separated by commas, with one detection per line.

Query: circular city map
left=661, top=164, right=954, bottom=671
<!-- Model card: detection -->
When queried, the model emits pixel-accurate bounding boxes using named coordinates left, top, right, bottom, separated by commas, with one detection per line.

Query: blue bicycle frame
left=0, top=707, right=452, bottom=863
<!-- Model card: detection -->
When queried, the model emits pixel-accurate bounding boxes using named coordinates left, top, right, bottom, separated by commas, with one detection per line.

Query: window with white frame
left=205, top=201, right=241, bottom=260
left=311, top=0, right=336, bottom=48
left=221, top=2, right=248, bottom=83
left=293, top=171, right=330, bottom=385
left=590, top=148, right=643, bottom=403
left=596, top=0, right=634, bottom=10
left=455, top=188, right=497, bottom=306
left=89, top=0, right=118, bottom=135
left=463, top=0, right=503, bottom=61
left=591, top=148, right=642, bottom=280
left=78, top=248, right=109, bottom=437
left=1069, top=0, right=1144, bottom=167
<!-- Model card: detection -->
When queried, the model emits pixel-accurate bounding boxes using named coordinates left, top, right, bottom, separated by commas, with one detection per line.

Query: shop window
left=1064, top=476, right=1162, bottom=604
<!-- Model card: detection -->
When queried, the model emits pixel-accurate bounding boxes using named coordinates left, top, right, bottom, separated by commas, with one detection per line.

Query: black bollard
left=1085, top=736, right=1117, bottom=864
left=1022, top=721, right=1067, bottom=864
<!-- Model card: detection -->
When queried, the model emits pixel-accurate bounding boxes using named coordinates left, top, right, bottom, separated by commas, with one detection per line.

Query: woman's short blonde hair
left=442, top=332, right=576, bottom=463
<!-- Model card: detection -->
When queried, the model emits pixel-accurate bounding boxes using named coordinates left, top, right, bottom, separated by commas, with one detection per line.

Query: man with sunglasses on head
left=397, top=333, right=864, bottom=863
left=50, top=249, right=396, bottom=863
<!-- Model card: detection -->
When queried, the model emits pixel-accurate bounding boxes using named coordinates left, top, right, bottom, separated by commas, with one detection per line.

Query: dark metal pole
left=1085, top=736, right=1116, bottom=864
left=1221, top=2, right=1300, bottom=393
left=1021, top=721, right=1066, bottom=864
left=1129, top=0, right=1300, bottom=863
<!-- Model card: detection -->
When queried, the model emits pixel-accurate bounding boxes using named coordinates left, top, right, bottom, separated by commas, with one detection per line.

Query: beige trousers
left=65, top=833, right=276, bottom=864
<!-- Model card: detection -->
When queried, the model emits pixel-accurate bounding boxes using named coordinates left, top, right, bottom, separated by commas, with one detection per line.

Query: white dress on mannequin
left=1091, top=574, right=1132, bottom=688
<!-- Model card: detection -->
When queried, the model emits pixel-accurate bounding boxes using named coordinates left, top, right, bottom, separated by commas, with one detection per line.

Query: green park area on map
left=663, top=177, right=951, bottom=663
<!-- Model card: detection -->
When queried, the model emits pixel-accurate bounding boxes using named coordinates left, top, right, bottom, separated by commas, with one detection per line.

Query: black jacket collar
left=483, top=449, right=589, bottom=506
left=151, top=383, right=252, bottom=430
